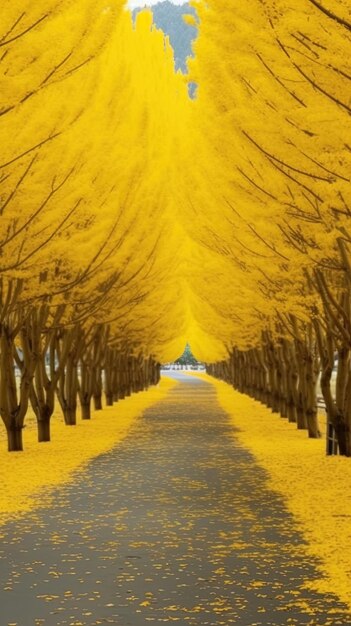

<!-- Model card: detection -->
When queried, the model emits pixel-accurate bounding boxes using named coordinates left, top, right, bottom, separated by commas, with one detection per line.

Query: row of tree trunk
left=207, top=333, right=321, bottom=439
left=0, top=299, right=161, bottom=452
left=207, top=314, right=351, bottom=457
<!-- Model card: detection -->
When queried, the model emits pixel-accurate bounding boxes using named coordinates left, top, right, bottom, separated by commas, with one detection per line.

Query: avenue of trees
left=0, top=1, right=188, bottom=451
left=183, top=0, right=351, bottom=455
left=1, top=1, right=351, bottom=456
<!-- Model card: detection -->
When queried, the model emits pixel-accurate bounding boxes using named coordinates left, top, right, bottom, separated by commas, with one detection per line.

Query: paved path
left=0, top=374, right=349, bottom=625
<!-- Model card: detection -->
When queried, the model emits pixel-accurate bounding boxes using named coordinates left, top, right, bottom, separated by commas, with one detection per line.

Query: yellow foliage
left=180, top=0, right=351, bottom=356
left=1, top=1, right=351, bottom=382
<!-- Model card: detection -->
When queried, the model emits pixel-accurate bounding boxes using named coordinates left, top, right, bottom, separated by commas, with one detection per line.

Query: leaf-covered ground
left=205, top=372, right=351, bottom=611
left=0, top=377, right=176, bottom=525
left=0, top=373, right=349, bottom=625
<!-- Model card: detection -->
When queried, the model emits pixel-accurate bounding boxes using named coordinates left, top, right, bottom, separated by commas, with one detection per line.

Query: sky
left=127, top=0, right=188, bottom=8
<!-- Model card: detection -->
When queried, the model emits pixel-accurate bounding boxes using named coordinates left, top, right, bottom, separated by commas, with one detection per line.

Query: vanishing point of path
left=0, top=373, right=349, bottom=626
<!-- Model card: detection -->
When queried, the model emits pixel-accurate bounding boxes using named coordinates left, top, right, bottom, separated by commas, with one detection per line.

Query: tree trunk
left=93, top=366, right=103, bottom=410
left=284, top=340, right=298, bottom=424
left=296, top=359, right=308, bottom=430
left=105, top=393, right=114, bottom=406
left=30, top=365, right=55, bottom=443
left=104, top=348, right=114, bottom=405
left=334, top=346, right=351, bottom=455
left=0, top=323, right=32, bottom=451
left=6, top=425, right=24, bottom=452
left=55, top=326, right=83, bottom=427
left=37, top=416, right=51, bottom=442
left=63, top=407, right=77, bottom=426
left=81, top=402, right=91, bottom=420
left=334, top=419, right=350, bottom=457
left=78, top=359, right=93, bottom=420
left=93, top=394, right=102, bottom=410
left=306, top=407, right=321, bottom=439
left=57, top=357, right=78, bottom=426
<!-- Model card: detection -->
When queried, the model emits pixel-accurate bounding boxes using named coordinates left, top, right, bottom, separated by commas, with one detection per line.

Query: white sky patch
left=127, top=0, right=188, bottom=8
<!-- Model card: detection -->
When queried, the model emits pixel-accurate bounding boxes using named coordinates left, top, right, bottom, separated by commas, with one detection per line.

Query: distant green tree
left=175, top=343, right=198, bottom=366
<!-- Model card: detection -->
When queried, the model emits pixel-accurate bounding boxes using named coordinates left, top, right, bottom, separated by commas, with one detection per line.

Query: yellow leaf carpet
left=0, top=373, right=349, bottom=625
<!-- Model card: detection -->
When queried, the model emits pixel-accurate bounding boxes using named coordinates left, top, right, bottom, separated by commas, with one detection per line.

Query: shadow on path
left=0, top=374, right=349, bottom=625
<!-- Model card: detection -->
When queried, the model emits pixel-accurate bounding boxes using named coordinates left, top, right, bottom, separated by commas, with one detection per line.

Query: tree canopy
left=1, top=0, right=351, bottom=453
